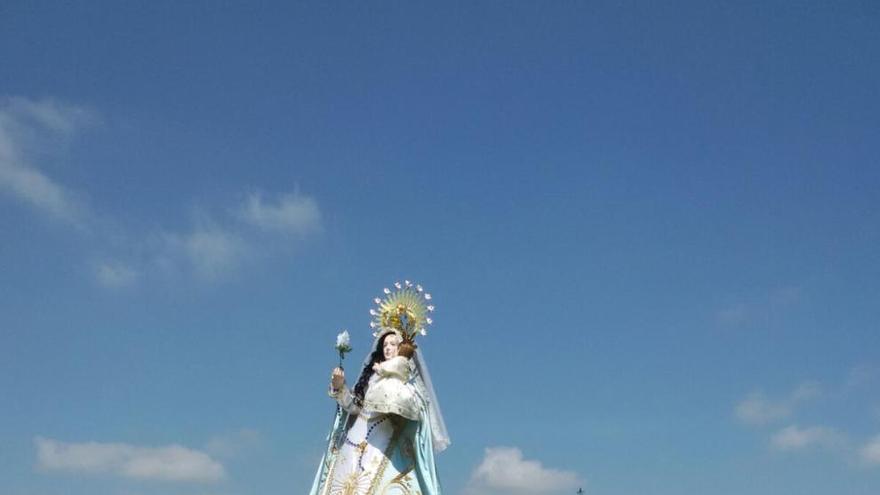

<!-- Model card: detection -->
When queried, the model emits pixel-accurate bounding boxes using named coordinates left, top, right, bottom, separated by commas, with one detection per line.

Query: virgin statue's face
left=383, top=334, right=401, bottom=360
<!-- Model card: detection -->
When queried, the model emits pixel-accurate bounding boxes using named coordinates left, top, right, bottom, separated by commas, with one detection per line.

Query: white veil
left=412, top=347, right=450, bottom=452
left=356, top=330, right=451, bottom=453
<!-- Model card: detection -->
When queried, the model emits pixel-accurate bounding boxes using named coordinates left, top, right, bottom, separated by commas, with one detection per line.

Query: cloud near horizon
left=34, top=437, right=225, bottom=483
left=464, top=447, right=583, bottom=495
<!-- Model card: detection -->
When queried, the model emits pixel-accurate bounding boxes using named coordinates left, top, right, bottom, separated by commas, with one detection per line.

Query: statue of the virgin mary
left=310, top=282, right=449, bottom=495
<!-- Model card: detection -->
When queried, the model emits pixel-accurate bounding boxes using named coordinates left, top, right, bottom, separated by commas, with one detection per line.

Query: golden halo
left=369, top=280, right=435, bottom=341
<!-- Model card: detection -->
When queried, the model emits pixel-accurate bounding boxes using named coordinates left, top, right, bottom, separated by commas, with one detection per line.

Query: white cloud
left=770, top=425, right=844, bottom=451
left=0, top=97, right=93, bottom=225
left=34, top=437, right=225, bottom=483
left=237, top=191, right=321, bottom=236
left=95, top=261, right=139, bottom=288
left=464, top=447, right=583, bottom=495
left=860, top=435, right=880, bottom=467
left=735, top=381, right=821, bottom=425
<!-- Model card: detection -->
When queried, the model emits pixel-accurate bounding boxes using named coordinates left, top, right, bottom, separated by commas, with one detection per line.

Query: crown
left=369, top=280, right=435, bottom=356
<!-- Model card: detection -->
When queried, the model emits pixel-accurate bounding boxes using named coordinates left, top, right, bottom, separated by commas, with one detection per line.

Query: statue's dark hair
left=352, top=332, right=392, bottom=406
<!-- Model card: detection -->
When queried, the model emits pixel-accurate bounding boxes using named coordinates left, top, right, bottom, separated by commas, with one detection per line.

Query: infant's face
left=383, top=334, right=400, bottom=360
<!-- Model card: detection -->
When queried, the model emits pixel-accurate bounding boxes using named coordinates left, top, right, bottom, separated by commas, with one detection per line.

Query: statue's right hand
left=331, top=367, right=345, bottom=390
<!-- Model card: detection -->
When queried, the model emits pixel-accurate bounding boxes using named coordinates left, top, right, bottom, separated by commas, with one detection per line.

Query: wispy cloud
left=161, top=226, right=249, bottom=281
left=716, top=303, right=748, bottom=326
left=767, top=286, right=803, bottom=306
left=716, top=285, right=804, bottom=327
left=735, top=393, right=790, bottom=425
left=1, top=96, right=323, bottom=287
left=3, top=97, right=95, bottom=134
left=735, top=381, right=821, bottom=425
left=95, top=261, right=139, bottom=288
left=770, top=425, right=845, bottom=451
left=134, top=191, right=321, bottom=283
left=0, top=97, right=95, bottom=226
left=237, top=191, right=321, bottom=236
left=846, top=364, right=880, bottom=390
left=204, top=428, right=262, bottom=460
left=34, top=437, right=225, bottom=483
left=463, top=447, right=583, bottom=495
left=738, top=368, right=880, bottom=466
left=860, top=435, right=880, bottom=467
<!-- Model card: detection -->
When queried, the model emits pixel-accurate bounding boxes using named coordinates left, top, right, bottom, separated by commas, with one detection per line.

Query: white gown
left=310, top=340, right=447, bottom=495
left=322, top=408, right=403, bottom=494
left=318, top=374, right=424, bottom=495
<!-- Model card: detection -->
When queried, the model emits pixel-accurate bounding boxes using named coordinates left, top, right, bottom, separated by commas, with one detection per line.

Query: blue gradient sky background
left=1, top=2, right=879, bottom=494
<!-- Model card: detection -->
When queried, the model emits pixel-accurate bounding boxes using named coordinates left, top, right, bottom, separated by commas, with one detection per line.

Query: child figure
left=363, top=353, right=420, bottom=420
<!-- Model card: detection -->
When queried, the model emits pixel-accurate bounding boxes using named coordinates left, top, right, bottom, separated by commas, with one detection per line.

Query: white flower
left=369, top=322, right=377, bottom=328
left=424, top=293, right=432, bottom=300
left=420, top=328, right=427, bottom=336
left=383, top=288, right=391, bottom=294
left=335, top=330, right=351, bottom=351
left=426, top=317, right=433, bottom=325
left=416, top=285, right=423, bottom=292
left=394, top=281, right=402, bottom=289
left=374, top=297, right=382, bottom=304
left=405, top=280, right=412, bottom=287
left=427, top=305, right=435, bottom=312
left=370, top=309, right=378, bottom=316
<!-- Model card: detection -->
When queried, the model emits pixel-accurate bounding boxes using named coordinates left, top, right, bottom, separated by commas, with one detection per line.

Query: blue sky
left=1, top=2, right=879, bottom=494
